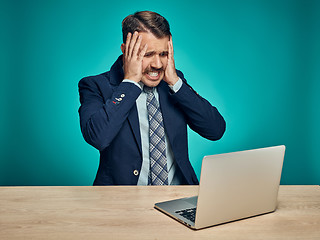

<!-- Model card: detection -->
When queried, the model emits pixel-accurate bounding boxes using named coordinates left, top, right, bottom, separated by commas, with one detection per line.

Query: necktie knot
left=143, top=85, right=154, bottom=94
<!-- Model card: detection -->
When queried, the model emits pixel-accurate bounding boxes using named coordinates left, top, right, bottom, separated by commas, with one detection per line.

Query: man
left=78, top=11, right=226, bottom=185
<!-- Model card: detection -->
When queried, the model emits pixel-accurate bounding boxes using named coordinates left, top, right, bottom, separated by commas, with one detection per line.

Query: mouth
left=145, top=71, right=162, bottom=80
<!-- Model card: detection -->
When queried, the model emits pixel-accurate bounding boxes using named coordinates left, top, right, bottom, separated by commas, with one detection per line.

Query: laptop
left=154, top=145, right=286, bottom=230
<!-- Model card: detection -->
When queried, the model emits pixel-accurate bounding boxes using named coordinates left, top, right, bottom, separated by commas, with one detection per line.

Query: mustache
left=143, top=67, right=164, bottom=74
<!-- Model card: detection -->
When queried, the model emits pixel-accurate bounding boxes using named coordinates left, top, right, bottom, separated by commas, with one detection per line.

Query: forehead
left=139, top=32, right=169, bottom=52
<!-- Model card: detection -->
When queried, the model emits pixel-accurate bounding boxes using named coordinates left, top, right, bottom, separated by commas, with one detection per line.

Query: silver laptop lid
left=195, top=145, right=285, bottom=229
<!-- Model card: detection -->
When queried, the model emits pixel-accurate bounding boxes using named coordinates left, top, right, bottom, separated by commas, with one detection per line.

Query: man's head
left=121, top=11, right=172, bottom=87
left=121, top=11, right=171, bottom=43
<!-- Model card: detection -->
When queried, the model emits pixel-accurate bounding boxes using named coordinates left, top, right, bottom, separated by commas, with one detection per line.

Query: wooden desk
left=0, top=186, right=319, bottom=239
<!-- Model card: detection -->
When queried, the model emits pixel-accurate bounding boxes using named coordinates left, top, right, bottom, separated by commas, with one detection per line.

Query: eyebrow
left=145, top=51, right=168, bottom=55
left=145, top=51, right=156, bottom=55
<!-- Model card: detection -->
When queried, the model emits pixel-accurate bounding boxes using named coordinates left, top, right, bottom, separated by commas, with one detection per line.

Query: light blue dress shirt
left=123, top=78, right=183, bottom=185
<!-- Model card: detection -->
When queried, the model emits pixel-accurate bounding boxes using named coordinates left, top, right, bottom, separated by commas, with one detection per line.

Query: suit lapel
left=110, top=55, right=124, bottom=86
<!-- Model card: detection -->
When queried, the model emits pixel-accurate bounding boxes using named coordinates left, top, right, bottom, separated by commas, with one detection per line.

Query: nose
left=150, top=55, right=162, bottom=69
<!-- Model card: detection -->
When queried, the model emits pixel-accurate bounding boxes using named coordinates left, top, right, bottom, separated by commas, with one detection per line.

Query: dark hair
left=122, top=11, right=171, bottom=43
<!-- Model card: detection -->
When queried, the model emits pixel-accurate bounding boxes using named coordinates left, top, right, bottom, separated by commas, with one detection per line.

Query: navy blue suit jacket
left=78, top=55, right=226, bottom=185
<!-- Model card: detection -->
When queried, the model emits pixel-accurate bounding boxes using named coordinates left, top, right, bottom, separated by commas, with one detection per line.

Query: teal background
left=1, top=0, right=319, bottom=186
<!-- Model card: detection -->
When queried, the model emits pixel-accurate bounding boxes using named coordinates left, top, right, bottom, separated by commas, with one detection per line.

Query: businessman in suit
left=78, top=11, right=226, bottom=185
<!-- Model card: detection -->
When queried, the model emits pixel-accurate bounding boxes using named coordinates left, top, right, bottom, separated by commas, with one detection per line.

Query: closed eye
left=144, top=51, right=168, bottom=57
left=144, top=51, right=155, bottom=57
left=160, top=52, right=168, bottom=57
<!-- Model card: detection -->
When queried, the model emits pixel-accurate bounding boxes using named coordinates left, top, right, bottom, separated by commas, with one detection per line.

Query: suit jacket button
left=133, top=170, right=139, bottom=176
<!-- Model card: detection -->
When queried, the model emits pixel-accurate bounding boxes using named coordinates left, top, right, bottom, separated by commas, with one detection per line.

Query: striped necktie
left=143, top=86, right=168, bottom=185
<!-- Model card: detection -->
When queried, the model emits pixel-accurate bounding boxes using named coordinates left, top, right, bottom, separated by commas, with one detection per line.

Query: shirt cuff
left=123, top=79, right=142, bottom=90
left=168, top=77, right=183, bottom=93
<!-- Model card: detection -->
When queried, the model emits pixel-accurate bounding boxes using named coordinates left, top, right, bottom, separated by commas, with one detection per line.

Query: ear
left=120, top=43, right=125, bottom=54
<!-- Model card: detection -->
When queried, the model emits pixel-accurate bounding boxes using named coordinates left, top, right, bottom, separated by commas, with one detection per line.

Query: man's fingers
left=138, top=43, right=148, bottom=60
left=128, top=31, right=138, bottom=58
left=125, top=32, right=131, bottom=57
left=168, top=36, right=174, bottom=59
left=132, top=35, right=142, bottom=58
left=168, top=41, right=172, bottom=59
left=123, top=32, right=145, bottom=83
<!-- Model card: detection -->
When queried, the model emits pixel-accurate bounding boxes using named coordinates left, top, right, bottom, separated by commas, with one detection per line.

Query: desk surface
left=0, top=185, right=319, bottom=239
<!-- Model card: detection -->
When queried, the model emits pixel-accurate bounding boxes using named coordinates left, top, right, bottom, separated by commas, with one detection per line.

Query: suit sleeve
left=78, top=76, right=141, bottom=151
left=171, top=71, right=226, bottom=141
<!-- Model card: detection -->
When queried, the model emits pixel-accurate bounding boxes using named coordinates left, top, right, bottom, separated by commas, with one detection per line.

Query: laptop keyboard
left=175, top=207, right=196, bottom=222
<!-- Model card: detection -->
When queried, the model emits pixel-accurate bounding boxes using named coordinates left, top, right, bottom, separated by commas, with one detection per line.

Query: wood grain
left=0, top=185, right=319, bottom=239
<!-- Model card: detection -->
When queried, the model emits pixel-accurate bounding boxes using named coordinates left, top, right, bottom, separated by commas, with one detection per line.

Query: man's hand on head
left=123, top=31, right=148, bottom=83
left=163, top=36, right=179, bottom=86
